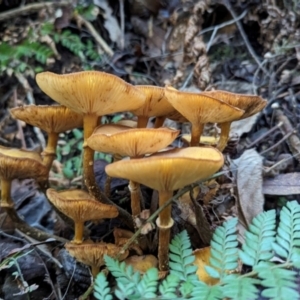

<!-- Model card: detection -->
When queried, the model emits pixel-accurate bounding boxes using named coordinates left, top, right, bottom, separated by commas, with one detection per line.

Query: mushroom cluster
left=5, top=70, right=266, bottom=276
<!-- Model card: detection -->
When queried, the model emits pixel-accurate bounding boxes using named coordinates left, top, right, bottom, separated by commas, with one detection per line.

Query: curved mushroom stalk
left=217, top=122, right=231, bottom=152
left=41, top=132, right=59, bottom=171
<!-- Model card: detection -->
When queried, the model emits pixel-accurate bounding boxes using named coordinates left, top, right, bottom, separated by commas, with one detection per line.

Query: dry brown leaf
left=263, top=173, right=300, bottom=195
left=232, top=149, right=264, bottom=234
left=193, top=247, right=219, bottom=285
left=230, top=114, right=260, bottom=138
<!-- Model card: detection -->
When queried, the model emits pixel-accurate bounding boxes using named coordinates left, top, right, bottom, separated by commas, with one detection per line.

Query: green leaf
left=93, top=272, right=113, bottom=300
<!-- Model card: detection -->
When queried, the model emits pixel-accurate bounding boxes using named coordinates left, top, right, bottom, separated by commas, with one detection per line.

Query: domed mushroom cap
left=10, top=105, right=83, bottom=133
left=0, top=146, right=47, bottom=180
left=87, top=124, right=179, bottom=157
left=65, top=241, right=129, bottom=269
left=125, top=255, right=158, bottom=273
left=202, top=90, right=267, bottom=119
left=46, top=188, right=118, bottom=221
left=131, top=86, right=174, bottom=117
left=164, top=86, right=244, bottom=125
left=105, top=147, right=224, bottom=191
left=36, top=71, right=146, bottom=115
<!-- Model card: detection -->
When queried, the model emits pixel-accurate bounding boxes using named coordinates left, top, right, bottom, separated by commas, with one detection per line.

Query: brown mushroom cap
left=105, top=147, right=224, bottom=191
left=0, top=146, right=47, bottom=180
left=87, top=124, right=179, bottom=157
left=10, top=105, right=83, bottom=133
left=164, top=86, right=245, bottom=125
left=125, top=255, right=158, bottom=273
left=202, top=90, right=267, bottom=119
left=131, top=86, right=174, bottom=117
left=65, top=241, right=129, bottom=269
left=36, top=71, right=146, bottom=115
left=46, top=188, right=118, bottom=221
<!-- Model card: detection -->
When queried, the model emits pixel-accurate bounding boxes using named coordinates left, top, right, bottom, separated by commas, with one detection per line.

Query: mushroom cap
left=36, top=71, right=146, bottom=115
left=0, top=146, right=47, bottom=180
left=202, top=90, right=267, bottom=119
left=10, top=105, right=83, bottom=133
left=164, top=86, right=245, bottom=125
left=131, top=86, right=174, bottom=117
left=105, top=147, right=224, bottom=191
left=125, top=255, right=158, bottom=273
left=46, top=188, right=118, bottom=221
left=87, top=124, right=179, bottom=157
left=65, top=241, right=129, bottom=269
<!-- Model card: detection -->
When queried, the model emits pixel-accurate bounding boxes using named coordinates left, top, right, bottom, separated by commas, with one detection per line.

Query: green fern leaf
left=158, top=273, right=180, bottom=298
left=273, top=200, right=300, bottom=265
left=239, top=210, right=276, bottom=267
left=222, top=274, right=259, bottom=300
left=114, top=281, right=135, bottom=300
left=190, top=282, right=222, bottom=300
left=93, top=272, right=113, bottom=300
left=255, top=262, right=299, bottom=300
left=169, top=230, right=198, bottom=281
left=136, top=268, right=158, bottom=298
left=209, top=218, right=238, bottom=279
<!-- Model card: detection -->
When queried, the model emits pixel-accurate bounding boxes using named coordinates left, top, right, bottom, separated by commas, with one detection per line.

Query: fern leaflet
left=93, top=272, right=113, bottom=300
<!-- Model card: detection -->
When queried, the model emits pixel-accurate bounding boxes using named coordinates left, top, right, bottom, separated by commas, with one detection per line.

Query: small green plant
left=94, top=200, right=300, bottom=300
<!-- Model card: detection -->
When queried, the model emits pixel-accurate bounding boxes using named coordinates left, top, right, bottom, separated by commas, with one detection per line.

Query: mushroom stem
left=83, top=115, right=134, bottom=229
left=190, top=124, right=204, bottom=146
left=104, top=176, right=112, bottom=197
left=137, top=116, right=149, bottom=128
left=3, top=206, right=67, bottom=243
left=83, top=114, right=102, bottom=200
left=0, top=179, right=13, bottom=207
left=74, top=222, right=84, bottom=244
left=157, top=190, right=174, bottom=272
left=129, top=180, right=141, bottom=217
left=91, top=265, right=100, bottom=278
left=42, top=132, right=59, bottom=171
left=217, top=122, right=231, bottom=152
left=154, top=116, right=166, bottom=128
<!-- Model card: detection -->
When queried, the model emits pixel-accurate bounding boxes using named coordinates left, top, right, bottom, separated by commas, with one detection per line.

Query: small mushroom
left=202, top=90, right=267, bottom=151
left=36, top=71, right=145, bottom=208
left=164, top=86, right=244, bottom=147
left=65, top=241, right=129, bottom=277
left=124, top=255, right=158, bottom=274
left=105, top=147, right=224, bottom=271
left=87, top=124, right=179, bottom=216
left=131, top=86, right=175, bottom=128
left=10, top=105, right=83, bottom=171
left=46, top=188, right=118, bottom=243
left=0, top=146, right=48, bottom=207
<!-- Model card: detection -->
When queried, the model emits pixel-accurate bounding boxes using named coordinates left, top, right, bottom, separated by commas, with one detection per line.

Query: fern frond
left=190, top=282, right=222, bottom=300
left=169, top=230, right=198, bottom=281
left=222, top=274, right=259, bottom=300
left=104, top=255, right=140, bottom=286
left=273, top=200, right=300, bottom=265
left=208, top=218, right=238, bottom=279
left=93, top=272, right=113, bottom=300
left=136, top=268, right=158, bottom=299
left=239, top=210, right=276, bottom=267
left=255, top=262, right=299, bottom=300
left=158, top=273, right=180, bottom=298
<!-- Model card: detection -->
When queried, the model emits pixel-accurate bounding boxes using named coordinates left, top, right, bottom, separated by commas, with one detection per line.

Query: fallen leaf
left=263, top=173, right=300, bottom=195
left=193, top=247, right=219, bottom=285
left=230, top=114, right=259, bottom=137
left=232, top=149, right=264, bottom=239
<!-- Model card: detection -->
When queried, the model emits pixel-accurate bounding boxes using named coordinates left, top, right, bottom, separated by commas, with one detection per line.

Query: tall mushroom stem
left=156, top=190, right=174, bottom=272
left=154, top=116, right=166, bottom=128
left=1, top=179, right=13, bottom=207
left=217, top=122, right=231, bottom=152
left=42, top=132, right=59, bottom=171
left=83, top=115, right=134, bottom=229
left=137, top=116, right=149, bottom=128
left=129, top=180, right=141, bottom=217
left=91, top=265, right=100, bottom=278
left=74, top=222, right=84, bottom=244
left=190, top=124, right=204, bottom=146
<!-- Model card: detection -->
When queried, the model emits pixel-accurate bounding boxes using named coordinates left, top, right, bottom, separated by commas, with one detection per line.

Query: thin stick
left=119, top=0, right=125, bottom=50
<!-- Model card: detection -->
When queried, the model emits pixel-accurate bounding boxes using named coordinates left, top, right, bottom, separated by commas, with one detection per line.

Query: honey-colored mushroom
left=46, top=188, right=118, bottom=243
left=106, top=147, right=224, bottom=271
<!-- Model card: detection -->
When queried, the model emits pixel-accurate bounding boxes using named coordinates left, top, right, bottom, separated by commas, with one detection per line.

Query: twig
left=119, top=0, right=125, bottom=50
left=0, top=1, right=71, bottom=22
left=74, top=14, right=114, bottom=57
left=223, top=0, right=270, bottom=77
left=13, top=89, right=26, bottom=149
